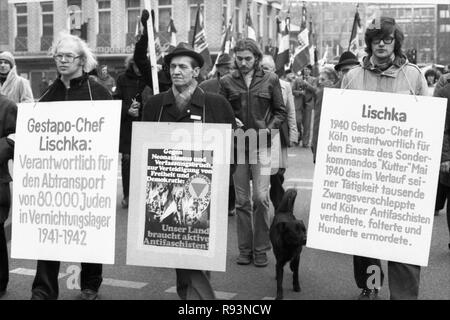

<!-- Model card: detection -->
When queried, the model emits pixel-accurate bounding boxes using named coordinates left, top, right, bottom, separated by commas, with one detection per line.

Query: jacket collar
left=1, top=66, right=18, bottom=86
left=161, top=86, right=205, bottom=120
left=362, top=54, right=408, bottom=78
left=56, top=73, right=90, bottom=88
left=231, top=68, right=265, bottom=79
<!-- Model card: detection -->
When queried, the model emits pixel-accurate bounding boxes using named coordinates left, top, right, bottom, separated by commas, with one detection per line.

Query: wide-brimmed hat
left=164, top=42, right=204, bottom=68
left=215, top=53, right=233, bottom=66
left=334, top=51, right=359, bottom=71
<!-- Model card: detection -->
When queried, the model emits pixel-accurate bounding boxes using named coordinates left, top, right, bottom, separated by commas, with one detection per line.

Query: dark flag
left=192, top=3, right=212, bottom=74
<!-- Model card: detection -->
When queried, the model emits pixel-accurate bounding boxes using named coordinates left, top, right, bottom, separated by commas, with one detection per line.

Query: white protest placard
left=126, top=122, right=231, bottom=272
left=11, top=100, right=121, bottom=264
left=307, top=88, right=447, bottom=266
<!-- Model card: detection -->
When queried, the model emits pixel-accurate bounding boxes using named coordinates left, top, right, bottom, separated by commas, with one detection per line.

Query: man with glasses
left=341, top=17, right=427, bottom=300
left=31, top=34, right=112, bottom=300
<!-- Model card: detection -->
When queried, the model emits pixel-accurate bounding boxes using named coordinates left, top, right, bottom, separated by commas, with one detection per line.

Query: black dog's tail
left=276, top=188, right=297, bottom=215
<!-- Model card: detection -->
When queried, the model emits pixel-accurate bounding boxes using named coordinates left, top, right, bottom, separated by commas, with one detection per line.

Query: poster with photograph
left=127, top=122, right=231, bottom=272
left=307, top=88, right=446, bottom=266
left=11, top=100, right=121, bottom=264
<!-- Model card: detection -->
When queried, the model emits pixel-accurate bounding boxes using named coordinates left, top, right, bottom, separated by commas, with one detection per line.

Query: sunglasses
left=372, top=36, right=394, bottom=45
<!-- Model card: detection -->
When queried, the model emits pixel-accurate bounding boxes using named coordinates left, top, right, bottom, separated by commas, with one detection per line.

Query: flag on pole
left=168, top=18, right=177, bottom=50
left=348, top=6, right=361, bottom=54
left=224, top=16, right=234, bottom=54
left=275, top=16, right=290, bottom=76
left=245, top=2, right=256, bottom=41
left=292, top=4, right=310, bottom=73
left=192, top=3, right=212, bottom=73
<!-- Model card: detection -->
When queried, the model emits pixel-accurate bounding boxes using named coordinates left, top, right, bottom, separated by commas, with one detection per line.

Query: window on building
left=235, top=0, right=242, bottom=34
left=16, top=3, right=27, bottom=37
left=439, top=24, right=450, bottom=32
left=440, top=9, right=450, bottom=18
left=41, top=2, right=53, bottom=37
left=257, top=3, right=263, bottom=38
left=158, top=0, right=172, bottom=32
left=127, top=0, right=141, bottom=34
left=98, top=0, right=111, bottom=34
left=189, top=0, right=204, bottom=32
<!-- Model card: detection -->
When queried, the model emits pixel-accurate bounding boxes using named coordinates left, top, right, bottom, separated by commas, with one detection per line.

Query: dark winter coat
left=142, top=86, right=236, bottom=126
left=114, top=68, right=146, bottom=154
left=39, top=73, right=112, bottom=102
left=0, top=94, right=17, bottom=223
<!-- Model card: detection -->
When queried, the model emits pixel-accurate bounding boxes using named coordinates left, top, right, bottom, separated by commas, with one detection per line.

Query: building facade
left=437, top=4, right=450, bottom=65
left=0, top=0, right=282, bottom=98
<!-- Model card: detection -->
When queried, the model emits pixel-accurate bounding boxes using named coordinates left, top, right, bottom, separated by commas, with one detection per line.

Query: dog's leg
left=275, top=262, right=284, bottom=300
left=290, top=255, right=301, bottom=292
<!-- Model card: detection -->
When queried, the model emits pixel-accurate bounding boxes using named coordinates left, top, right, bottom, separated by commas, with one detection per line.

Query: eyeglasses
left=53, top=54, right=80, bottom=63
left=372, top=36, right=394, bottom=45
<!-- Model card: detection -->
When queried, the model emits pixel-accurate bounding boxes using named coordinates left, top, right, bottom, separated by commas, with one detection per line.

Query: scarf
left=369, top=53, right=395, bottom=72
left=0, top=73, right=7, bottom=86
left=172, top=79, right=198, bottom=111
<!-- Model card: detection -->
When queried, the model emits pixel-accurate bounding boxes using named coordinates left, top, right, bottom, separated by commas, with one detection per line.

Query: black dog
left=270, top=188, right=307, bottom=300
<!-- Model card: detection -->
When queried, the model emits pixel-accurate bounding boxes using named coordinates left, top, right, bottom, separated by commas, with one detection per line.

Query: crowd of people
left=0, top=12, right=449, bottom=300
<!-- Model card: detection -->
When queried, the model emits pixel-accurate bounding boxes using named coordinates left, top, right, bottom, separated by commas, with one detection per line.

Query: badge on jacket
left=190, top=114, right=202, bottom=121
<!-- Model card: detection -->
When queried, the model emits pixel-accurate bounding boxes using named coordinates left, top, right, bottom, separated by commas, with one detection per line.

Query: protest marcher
left=333, top=51, right=360, bottom=88
left=96, top=64, right=116, bottom=95
left=141, top=40, right=236, bottom=299
left=432, top=71, right=450, bottom=250
left=425, top=69, right=437, bottom=97
left=260, top=55, right=298, bottom=209
left=219, top=38, right=286, bottom=267
left=199, top=53, right=236, bottom=216
left=341, top=16, right=427, bottom=300
left=311, top=66, right=339, bottom=163
left=0, top=94, right=17, bottom=299
left=30, top=33, right=112, bottom=300
left=134, top=10, right=172, bottom=93
left=0, top=51, right=34, bottom=103
left=114, top=56, right=147, bottom=209
left=199, top=54, right=234, bottom=92
left=292, top=64, right=317, bottom=147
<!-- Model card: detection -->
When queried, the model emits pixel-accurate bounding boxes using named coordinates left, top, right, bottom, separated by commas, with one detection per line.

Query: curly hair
left=234, top=38, right=263, bottom=66
left=49, top=32, right=97, bottom=73
left=364, top=17, right=404, bottom=57
left=424, top=68, right=437, bottom=80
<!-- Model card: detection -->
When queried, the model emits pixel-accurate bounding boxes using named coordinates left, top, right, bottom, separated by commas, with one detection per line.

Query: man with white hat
left=0, top=51, right=34, bottom=103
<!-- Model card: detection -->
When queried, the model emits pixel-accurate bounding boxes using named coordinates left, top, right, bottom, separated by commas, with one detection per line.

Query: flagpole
left=143, top=0, right=159, bottom=95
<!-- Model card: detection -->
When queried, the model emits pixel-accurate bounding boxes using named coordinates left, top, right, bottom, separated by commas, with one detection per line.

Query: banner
left=307, top=88, right=446, bottom=266
left=11, top=100, right=121, bottom=264
left=127, top=122, right=231, bottom=272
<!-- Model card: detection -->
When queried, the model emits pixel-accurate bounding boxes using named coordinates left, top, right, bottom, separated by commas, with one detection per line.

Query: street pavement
left=2, top=146, right=450, bottom=300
